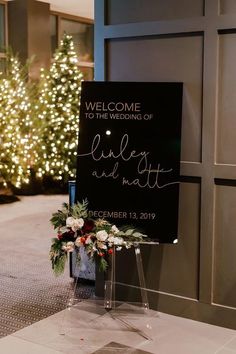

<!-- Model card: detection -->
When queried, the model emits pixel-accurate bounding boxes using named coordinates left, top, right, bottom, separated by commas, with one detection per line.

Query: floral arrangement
left=49, top=200, right=148, bottom=275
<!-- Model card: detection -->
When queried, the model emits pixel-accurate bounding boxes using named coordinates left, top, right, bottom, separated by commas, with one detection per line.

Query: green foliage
left=50, top=200, right=89, bottom=230
left=118, top=228, right=147, bottom=242
left=36, top=33, right=83, bottom=184
left=0, top=35, right=83, bottom=189
left=50, top=211, right=67, bottom=229
left=51, top=252, right=67, bottom=276
left=71, top=199, right=88, bottom=219
left=97, top=257, right=108, bottom=273
left=0, top=52, right=39, bottom=188
left=49, top=238, right=68, bottom=276
left=49, top=200, right=150, bottom=277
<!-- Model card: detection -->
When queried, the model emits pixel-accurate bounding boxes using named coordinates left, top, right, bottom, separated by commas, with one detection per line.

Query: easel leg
left=104, top=247, right=116, bottom=310
left=134, top=244, right=149, bottom=310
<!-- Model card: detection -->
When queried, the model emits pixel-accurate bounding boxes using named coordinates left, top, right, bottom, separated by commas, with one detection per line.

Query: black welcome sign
left=76, top=82, right=183, bottom=243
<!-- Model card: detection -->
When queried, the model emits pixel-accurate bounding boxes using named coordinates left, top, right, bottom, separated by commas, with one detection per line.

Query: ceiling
left=42, top=0, right=94, bottom=19
left=7, top=0, right=94, bottom=19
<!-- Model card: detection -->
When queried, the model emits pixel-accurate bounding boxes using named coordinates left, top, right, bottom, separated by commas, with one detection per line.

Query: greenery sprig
left=49, top=200, right=148, bottom=275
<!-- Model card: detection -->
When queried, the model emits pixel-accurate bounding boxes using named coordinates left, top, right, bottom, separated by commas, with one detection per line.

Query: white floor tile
left=224, top=335, right=236, bottom=351
left=216, top=348, right=236, bottom=354
left=12, top=311, right=65, bottom=345
left=0, top=335, right=63, bottom=354
left=7, top=301, right=236, bottom=354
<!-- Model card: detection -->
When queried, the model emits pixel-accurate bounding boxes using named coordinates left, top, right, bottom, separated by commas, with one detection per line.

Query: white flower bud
left=62, top=241, right=74, bottom=252
left=111, top=225, right=119, bottom=234
left=113, top=237, right=124, bottom=246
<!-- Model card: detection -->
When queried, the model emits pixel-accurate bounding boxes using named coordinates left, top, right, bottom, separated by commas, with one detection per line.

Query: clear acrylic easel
left=59, top=243, right=158, bottom=343
left=104, top=243, right=149, bottom=311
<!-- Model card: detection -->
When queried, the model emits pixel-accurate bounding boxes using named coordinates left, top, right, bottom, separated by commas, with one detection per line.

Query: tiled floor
left=0, top=194, right=81, bottom=338
left=1, top=195, right=236, bottom=353
left=0, top=300, right=236, bottom=354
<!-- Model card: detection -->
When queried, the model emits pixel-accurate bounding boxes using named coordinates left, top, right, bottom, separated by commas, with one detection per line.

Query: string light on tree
left=37, top=33, right=83, bottom=183
left=0, top=54, right=40, bottom=188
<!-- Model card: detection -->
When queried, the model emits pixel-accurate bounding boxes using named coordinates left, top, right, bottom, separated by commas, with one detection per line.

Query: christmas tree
left=37, top=33, right=83, bottom=183
left=0, top=54, right=39, bottom=189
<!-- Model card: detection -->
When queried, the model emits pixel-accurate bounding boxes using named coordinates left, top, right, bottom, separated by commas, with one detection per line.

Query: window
left=50, top=13, right=94, bottom=81
left=0, top=2, right=7, bottom=71
left=61, top=19, right=94, bottom=63
left=50, top=15, right=58, bottom=54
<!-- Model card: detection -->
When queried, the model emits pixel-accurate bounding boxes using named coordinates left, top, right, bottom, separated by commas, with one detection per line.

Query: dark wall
left=94, top=0, right=236, bottom=329
left=8, top=0, right=51, bottom=78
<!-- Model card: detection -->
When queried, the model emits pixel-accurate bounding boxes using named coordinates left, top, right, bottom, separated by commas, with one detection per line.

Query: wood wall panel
left=106, top=0, right=204, bottom=25
left=213, top=184, right=236, bottom=307
left=115, top=181, right=200, bottom=300
left=107, top=35, right=203, bottom=163
left=145, top=182, right=200, bottom=299
left=220, top=0, right=236, bottom=14
left=217, top=33, right=236, bottom=165
left=95, top=0, right=236, bottom=328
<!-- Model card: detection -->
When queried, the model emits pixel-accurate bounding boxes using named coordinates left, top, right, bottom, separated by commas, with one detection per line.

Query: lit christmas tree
left=0, top=54, right=39, bottom=188
left=37, top=33, right=83, bottom=183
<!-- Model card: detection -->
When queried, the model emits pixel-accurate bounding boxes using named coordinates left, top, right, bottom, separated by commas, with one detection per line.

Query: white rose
left=111, top=225, right=119, bottom=234
left=66, top=217, right=75, bottom=228
left=66, top=217, right=84, bottom=231
left=96, top=230, right=108, bottom=241
left=72, top=218, right=84, bottom=231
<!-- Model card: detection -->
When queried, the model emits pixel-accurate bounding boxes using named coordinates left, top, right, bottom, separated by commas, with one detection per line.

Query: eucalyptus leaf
left=125, top=229, right=135, bottom=236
